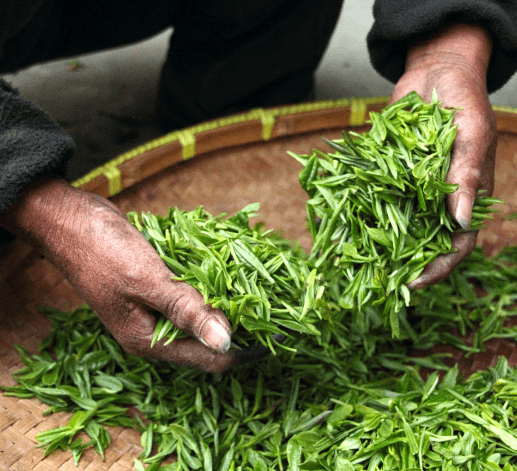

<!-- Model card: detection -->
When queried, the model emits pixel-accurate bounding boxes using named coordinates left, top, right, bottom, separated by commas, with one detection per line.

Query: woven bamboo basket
left=1, top=97, right=517, bottom=470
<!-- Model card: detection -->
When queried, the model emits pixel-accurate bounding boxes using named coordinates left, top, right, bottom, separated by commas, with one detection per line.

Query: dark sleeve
left=367, top=0, right=517, bottom=93
left=0, top=78, right=75, bottom=246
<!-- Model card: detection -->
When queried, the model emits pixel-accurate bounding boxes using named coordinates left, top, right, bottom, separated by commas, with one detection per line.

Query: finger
left=145, top=277, right=233, bottom=353
left=446, top=106, right=497, bottom=230
left=97, top=221, right=234, bottom=354
left=407, top=231, right=478, bottom=290
left=113, top=306, right=237, bottom=372
left=114, top=307, right=274, bottom=372
left=148, top=337, right=238, bottom=373
left=149, top=325, right=279, bottom=371
left=446, top=142, right=483, bottom=230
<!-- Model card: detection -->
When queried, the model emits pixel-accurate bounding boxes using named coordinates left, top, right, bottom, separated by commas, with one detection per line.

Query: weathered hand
left=0, top=174, right=244, bottom=372
left=390, top=23, right=496, bottom=289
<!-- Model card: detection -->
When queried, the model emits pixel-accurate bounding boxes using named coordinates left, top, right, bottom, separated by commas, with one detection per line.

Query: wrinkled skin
left=0, top=175, right=243, bottom=373
left=390, top=23, right=497, bottom=289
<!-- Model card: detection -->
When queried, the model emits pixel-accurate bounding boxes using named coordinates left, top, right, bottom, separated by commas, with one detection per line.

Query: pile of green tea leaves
left=290, top=91, right=500, bottom=336
left=4, top=245, right=517, bottom=470
left=2, top=91, right=515, bottom=470
left=127, top=203, right=328, bottom=353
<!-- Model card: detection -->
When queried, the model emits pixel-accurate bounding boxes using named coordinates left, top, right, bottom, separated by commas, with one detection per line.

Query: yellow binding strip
left=176, top=130, right=196, bottom=160
left=103, top=164, right=122, bottom=196
left=251, top=108, right=277, bottom=141
left=350, top=98, right=367, bottom=126
left=492, top=105, right=517, bottom=114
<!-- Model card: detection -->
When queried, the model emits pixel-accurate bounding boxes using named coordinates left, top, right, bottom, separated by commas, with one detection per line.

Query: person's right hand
left=0, top=174, right=240, bottom=372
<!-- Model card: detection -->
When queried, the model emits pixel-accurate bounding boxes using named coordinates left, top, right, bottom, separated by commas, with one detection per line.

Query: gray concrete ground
left=3, top=0, right=517, bottom=180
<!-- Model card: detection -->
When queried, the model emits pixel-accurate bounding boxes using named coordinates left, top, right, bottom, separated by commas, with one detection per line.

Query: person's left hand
left=390, top=22, right=497, bottom=289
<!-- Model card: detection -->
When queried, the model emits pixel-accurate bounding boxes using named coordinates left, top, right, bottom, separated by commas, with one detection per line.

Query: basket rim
left=71, top=96, right=391, bottom=197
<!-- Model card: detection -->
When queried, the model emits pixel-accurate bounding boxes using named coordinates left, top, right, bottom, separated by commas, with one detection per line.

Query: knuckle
left=164, top=286, right=200, bottom=332
left=109, top=309, right=153, bottom=357
left=163, top=284, right=224, bottom=338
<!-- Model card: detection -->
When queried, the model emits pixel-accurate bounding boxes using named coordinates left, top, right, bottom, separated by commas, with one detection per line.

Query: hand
left=0, top=174, right=248, bottom=372
left=390, top=23, right=497, bottom=289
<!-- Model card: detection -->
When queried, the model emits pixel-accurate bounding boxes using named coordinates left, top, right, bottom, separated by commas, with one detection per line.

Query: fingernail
left=454, top=192, right=473, bottom=230
left=200, top=318, right=231, bottom=353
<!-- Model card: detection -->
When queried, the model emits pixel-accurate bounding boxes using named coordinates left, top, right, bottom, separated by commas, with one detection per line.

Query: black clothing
left=157, top=0, right=343, bottom=129
left=0, top=79, right=74, bottom=217
left=1, top=0, right=517, bottom=248
left=368, top=0, right=517, bottom=94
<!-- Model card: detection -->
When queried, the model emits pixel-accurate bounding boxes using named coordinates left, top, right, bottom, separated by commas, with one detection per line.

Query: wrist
left=406, top=23, right=492, bottom=79
left=0, top=174, right=82, bottom=252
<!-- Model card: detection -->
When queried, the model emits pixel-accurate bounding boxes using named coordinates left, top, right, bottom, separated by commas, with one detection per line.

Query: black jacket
left=368, top=0, right=517, bottom=93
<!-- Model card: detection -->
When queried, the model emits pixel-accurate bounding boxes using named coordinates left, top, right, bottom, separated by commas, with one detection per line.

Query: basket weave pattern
left=1, top=104, right=517, bottom=469
left=0, top=244, right=145, bottom=470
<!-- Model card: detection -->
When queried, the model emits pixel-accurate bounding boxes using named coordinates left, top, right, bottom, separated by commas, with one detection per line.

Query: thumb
left=147, top=277, right=233, bottom=353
